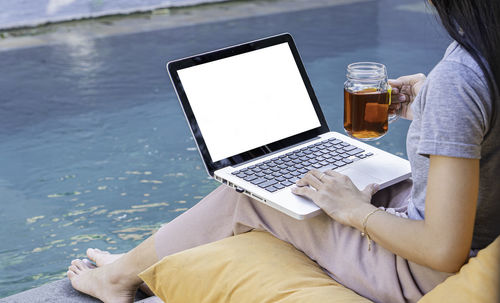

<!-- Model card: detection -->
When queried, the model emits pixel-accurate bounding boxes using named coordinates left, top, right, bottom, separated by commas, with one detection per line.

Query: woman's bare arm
left=293, top=155, right=479, bottom=273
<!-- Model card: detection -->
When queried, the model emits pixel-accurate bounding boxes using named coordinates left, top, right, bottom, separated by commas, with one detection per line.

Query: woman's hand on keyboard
left=292, top=169, right=379, bottom=230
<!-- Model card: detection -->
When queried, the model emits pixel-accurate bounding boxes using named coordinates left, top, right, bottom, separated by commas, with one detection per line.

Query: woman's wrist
left=349, top=203, right=378, bottom=231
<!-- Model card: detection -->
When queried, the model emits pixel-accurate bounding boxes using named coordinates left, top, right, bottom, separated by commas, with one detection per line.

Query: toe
left=67, top=270, right=76, bottom=279
left=86, top=248, right=96, bottom=260
left=82, top=259, right=96, bottom=269
left=72, top=259, right=86, bottom=271
left=69, top=265, right=79, bottom=274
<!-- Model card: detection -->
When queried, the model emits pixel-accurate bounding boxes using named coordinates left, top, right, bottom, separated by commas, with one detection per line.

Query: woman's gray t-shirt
left=406, top=41, right=500, bottom=250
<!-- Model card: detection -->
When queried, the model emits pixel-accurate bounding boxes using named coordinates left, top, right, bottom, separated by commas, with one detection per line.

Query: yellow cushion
left=139, top=231, right=371, bottom=303
left=418, top=237, right=500, bottom=303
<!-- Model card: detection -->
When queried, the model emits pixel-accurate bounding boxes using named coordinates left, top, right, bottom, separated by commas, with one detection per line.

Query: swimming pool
left=0, top=0, right=450, bottom=297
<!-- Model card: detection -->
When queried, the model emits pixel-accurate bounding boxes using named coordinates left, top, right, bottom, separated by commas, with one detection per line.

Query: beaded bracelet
left=361, top=208, right=383, bottom=251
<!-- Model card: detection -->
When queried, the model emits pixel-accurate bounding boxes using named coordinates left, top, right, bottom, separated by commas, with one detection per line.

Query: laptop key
left=320, top=161, right=329, bottom=166
left=294, top=163, right=304, bottom=169
left=264, top=174, right=274, bottom=180
left=244, top=175, right=257, bottom=182
left=303, top=166, right=315, bottom=172
left=328, top=164, right=338, bottom=170
left=276, top=176, right=286, bottom=182
left=272, top=171, right=281, bottom=177
left=366, top=152, right=374, bottom=157
left=344, top=158, right=353, bottom=164
left=326, top=157, right=336, bottom=163
left=309, top=159, right=318, bottom=164
left=274, top=183, right=285, bottom=190
left=279, top=169, right=288, bottom=175
left=290, top=171, right=301, bottom=176
left=284, top=173, right=294, bottom=179
left=348, top=148, right=364, bottom=156
left=236, top=173, right=246, bottom=178
left=334, top=160, right=347, bottom=167
left=298, top=168, right=308, bottom=174
left=265, top=186, right=278, bottom=193
left=255, top=172, right=265, bottom=177
left=281, top=180, right=293, bottom=187
left=259, top=179, right=278, bottom=188
left=312, top=163, right=322, bottom=169
left=289, top=176, right=300, bottom=183
left=270, top=166, right=280, bottom=172
left=343, top=145, right=356, bottom=151
left=250, top=177, right=266, bottom=185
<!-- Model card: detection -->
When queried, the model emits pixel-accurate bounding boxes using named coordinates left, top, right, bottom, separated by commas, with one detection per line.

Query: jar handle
left=388, top=85, right=399, bottom=124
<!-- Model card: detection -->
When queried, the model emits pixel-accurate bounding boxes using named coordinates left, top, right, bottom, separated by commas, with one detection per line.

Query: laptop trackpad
left=340, top=168, right=383, bottom=190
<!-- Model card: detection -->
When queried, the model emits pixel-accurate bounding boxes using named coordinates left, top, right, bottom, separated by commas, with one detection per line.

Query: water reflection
left=47, top=0, right=77, bottom=15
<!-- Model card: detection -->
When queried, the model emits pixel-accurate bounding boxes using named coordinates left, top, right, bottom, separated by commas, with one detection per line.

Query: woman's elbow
left=427, top=246, right=469, bottom=273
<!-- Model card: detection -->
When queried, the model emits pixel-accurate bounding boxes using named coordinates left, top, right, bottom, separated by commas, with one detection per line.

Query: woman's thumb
left=363, top=183, right=380, bottom=196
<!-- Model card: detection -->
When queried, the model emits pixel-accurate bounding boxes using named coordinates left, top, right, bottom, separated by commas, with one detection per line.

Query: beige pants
left=154, top=180, right=452, bottom=303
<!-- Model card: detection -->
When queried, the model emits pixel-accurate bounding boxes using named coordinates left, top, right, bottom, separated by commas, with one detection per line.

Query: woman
left=66, top=1, right=500, bottom=302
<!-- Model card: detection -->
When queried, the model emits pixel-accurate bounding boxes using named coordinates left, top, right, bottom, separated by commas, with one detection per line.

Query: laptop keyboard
left=231, top=137, right=373, bottom=193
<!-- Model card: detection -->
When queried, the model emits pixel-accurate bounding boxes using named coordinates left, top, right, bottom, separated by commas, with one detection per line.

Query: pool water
left=0, top=0, right=450, bottom=298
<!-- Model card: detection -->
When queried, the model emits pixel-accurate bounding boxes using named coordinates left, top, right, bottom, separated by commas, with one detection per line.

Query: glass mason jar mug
left=344, top=62, right=397, bottom=140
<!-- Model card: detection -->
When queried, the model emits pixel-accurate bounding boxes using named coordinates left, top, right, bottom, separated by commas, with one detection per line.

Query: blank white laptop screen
left=177, top=42, right=321, bottom=162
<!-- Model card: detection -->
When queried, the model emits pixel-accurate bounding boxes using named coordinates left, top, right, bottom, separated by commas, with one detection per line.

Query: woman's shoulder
left=428, top=41, right=488, bottom=91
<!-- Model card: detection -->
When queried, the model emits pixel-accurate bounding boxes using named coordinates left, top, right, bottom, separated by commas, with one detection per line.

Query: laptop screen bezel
left=167, top=33, right=330, bottom=176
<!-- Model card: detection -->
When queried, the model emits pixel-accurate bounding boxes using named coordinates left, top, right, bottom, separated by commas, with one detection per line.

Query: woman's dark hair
left=431, top=0, right=500, bottom=132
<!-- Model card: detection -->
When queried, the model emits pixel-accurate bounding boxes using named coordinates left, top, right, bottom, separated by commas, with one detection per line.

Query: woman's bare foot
left=86, top=248, right=155, bottom=297
left=87, top=248, right=124, bottom=267
left=67, top=259, right=137, bottom=303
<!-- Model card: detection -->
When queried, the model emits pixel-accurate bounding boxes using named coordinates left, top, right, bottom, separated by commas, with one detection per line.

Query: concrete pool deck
left=0, top=278, right=161, bottom=303
left=0, top=0, right=375, bottom=51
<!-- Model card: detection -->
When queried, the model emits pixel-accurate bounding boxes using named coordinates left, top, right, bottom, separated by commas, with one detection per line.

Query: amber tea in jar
left=344, top=62, right=396, bottom=140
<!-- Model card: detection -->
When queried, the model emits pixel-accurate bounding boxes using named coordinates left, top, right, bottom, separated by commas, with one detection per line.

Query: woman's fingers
left=291, top=185, right=317, bottom=200
left=296, top=170, right=325, bottom=189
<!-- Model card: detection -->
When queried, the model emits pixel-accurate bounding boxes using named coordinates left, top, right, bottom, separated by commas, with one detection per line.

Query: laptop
left=167, top=33, right=411, bottom=220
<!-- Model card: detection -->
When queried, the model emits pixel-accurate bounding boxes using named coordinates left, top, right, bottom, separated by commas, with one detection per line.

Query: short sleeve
left=416, top=61, right=490, bottom=159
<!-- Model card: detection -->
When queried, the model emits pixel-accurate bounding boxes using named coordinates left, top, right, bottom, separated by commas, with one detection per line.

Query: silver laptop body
left=167, top=33, right=411, bottom=220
